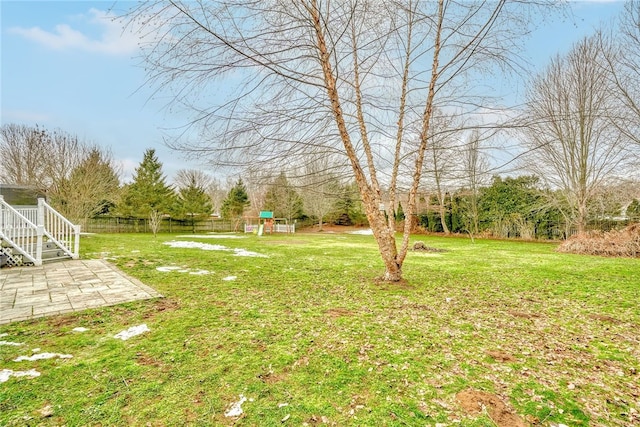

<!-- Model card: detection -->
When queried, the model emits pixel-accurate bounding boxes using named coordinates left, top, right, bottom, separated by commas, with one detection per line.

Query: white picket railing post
left=36, top=198, right=46, bottom=265
left=73, top=224, right=81, bottom=259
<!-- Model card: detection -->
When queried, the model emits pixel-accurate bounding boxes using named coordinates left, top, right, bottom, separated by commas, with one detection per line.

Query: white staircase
left=0, top=195, right=80, bottom=267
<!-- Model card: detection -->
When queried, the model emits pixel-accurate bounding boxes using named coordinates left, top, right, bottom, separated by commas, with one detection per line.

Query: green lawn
left=1, top=232, right=638, bottom=426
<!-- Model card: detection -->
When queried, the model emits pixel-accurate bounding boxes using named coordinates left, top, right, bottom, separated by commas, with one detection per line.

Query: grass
left=1, top=231, right=639, bottom=426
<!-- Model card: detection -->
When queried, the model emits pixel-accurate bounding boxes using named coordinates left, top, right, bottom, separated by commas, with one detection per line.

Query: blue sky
left=0, top=1, right=627, bottom=182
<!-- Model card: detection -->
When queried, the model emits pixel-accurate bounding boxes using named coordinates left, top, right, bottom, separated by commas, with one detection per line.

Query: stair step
left=42, top=256, right=72, bottom=264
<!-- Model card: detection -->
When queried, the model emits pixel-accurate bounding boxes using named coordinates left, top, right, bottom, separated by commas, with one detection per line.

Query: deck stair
left=0, top=195, right=80, bottom=267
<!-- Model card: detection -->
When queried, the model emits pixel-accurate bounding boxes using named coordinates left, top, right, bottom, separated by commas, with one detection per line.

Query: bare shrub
left=557, top=223, right=640, bottom=257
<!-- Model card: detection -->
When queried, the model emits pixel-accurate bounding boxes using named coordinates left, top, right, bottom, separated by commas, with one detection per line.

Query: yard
left=0, top=231, right=638, bottom=426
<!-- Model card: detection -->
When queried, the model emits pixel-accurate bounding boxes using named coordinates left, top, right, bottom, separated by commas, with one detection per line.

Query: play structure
left=243, top=211, right=295, bottom=234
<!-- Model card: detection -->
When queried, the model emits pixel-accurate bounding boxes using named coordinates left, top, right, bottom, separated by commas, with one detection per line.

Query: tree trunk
left=309, top=0, right=402, bottom=281
left=438, top=200, right=450, bottom=235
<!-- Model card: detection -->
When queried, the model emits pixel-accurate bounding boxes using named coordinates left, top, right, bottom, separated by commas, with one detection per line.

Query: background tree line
left=2, top=122, right=637, bottom=239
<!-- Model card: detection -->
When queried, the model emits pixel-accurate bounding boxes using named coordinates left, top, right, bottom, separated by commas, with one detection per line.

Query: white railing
left=0, top=196, right=80, bottom=266
left=0, top=196, right=40, bottom=265
left=243, top=222, right=295, bottom=233
left=13, top=206, right=37, bottom=224
left=40, top=199, right=80, bottom=259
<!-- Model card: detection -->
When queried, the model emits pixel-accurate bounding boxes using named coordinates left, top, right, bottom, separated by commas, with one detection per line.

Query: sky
left=0, top=0, right=628, bottom=183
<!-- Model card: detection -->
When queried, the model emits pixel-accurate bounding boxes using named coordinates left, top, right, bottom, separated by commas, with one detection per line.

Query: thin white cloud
left=1, top=109, right=52, bottom=123
left=8, top=8, right=139, bottom=56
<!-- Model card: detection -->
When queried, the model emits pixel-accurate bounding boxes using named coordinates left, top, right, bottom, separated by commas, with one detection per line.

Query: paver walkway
left=0, top=259, right=162, bottom=325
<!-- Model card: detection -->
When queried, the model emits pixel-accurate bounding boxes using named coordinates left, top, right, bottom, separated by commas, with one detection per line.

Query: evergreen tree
left=175, top=176, right=213, bottom=233
left=627, top=199, right=640, bottom=222
left=331, top=182, right=367, bottom=226
left=263, top=172, right=304, bottom=222
left=118, top=149, right=175, bottom=220
left=396, top=203, right=405, bottom=222
left=221, top=179, right=250, bottom=229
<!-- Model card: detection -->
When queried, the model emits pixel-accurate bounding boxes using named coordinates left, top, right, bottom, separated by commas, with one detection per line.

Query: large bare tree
left=521, top=34, right=633, bottom=234
left=53, top=147, right=121, bottom=225
left=0, top=124, right=49, bottom=187
left=299, top=153, right=344, bottom=231
left=460, top=129, right=490, bottom=236
left=603, top=1, right=640, bottom=147
left=421, top=111, right=463, bottom=235
left=0, top=124, right=121, bottom=223
left=127, top=0, right=557, bottom=281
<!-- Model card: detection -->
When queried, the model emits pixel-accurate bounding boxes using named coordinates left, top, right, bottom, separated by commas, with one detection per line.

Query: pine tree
left=118, top=149, right=175, bottom=222
left=176, top=176, right=213, bottom=233
left=263, top=172, right=303, bottom=222
left=627, top=199, right=640, bottom=222
left=221, top=179, right=250, bottom=230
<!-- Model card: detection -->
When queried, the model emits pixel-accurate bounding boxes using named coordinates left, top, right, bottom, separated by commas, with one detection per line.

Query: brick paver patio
left=0, top=259, right=162, bottom=325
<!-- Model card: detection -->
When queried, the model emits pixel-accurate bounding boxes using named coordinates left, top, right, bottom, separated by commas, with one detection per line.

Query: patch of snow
left=189, top=269, right=210, bottom=275
left=222, top=276, right=237, bottom=281
left=164, top=241, right=228, bottom=251
left=0, top=333, right=8, bottom=337
left=0, top=369, right=41, bottom=383
left=157, top=266, right=211, bottom=275
left=72, top=327, right=89, bottom=332
left=176, top=234, right=245, bottom=239
left=114, top=324, right=150, bottom=341
left=348, top=229, right=374, bottom=235
left=225, top=394, right=247, bottom=417
left=156, top=266, right=184, bottom=272
left=0, top=341, right=23, bottom=346
left=164, top=240, right=267, bottom=258
left=14, top=353, right=73, bottom=362
left=233, top=248, right=268, bottom=258
left=31, top=348, right=41, bottom=353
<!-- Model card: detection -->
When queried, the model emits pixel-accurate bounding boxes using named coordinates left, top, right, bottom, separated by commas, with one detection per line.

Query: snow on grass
left=114, top=324, right=150, bottom=341
left=189, top=269, right=210, bottom=275
left=0, top=369, right=41, bottom=383
left=222, top=276, right=237, bottom=281
left=0, top=341, right=24, bottom=346
left=164, top=241, right=267, bottom=257
left=233, top=248, right=267, bottom=257
left=14, top=353, right=73, bottom=362
left=224, top=394, right=247, bottom=417
left=156, top=266, right=190, bottom=273
left=348, top=229, right=374, bottom=235
left=72, top=327, right=89, bottom=332
left=176, top=234, right=245, bottom=239
left=156, top=266, right=211, bottom=275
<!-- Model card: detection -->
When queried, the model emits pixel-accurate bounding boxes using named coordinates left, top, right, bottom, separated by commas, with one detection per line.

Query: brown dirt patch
left=46, top=315, right=79, bottom=328
left=136, top=352, right=165, bottom=368
left=509, top=310, right=541, bottom=319
left=142, top=298, right=180, bottom=319
left=589, top=313, right=621, bottom=324
left=456, top=389, right=526, bottom=427
left=257, top=370, right=288, bottom=384
left=485, top=350, right=516, bottom=362
left=373, top=277, right=414, bottom=290
left=326, top=307, right=356, bottom=318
